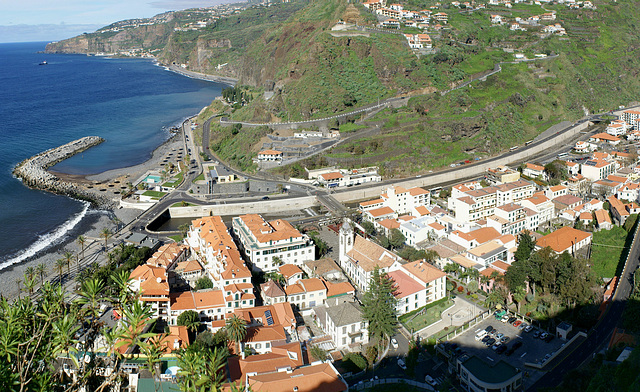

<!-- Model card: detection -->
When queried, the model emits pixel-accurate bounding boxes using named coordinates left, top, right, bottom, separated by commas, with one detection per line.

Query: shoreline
left=0, top=63, right=210, bottom=298
left=0, top=133, right=185, bottom=300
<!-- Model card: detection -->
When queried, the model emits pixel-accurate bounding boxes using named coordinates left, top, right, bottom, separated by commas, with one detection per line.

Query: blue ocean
left=0, top=41, right=224, bottom=269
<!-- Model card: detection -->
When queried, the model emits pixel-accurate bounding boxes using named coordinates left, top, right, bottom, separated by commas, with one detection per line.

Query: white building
left=315, top=300, right=369, bottom=350
left=257, top=149, right=283, bottom=162
left=448, top=180, right=535, bottom=222
left=389, top=258, right=446, bottom=311
left=232, top=214, right=315, bottom=273
left=399, top=216, right=446, bottom=246
left=581, top=158, right=617, bottom=181
left=338, top=222, right=402, bottom=291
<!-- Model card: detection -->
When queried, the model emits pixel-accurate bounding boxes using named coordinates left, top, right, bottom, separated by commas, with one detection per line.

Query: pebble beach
left=0, top=135, right=184, bottom=300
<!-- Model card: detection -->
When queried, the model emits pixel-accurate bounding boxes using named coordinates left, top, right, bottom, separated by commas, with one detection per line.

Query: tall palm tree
left=225, top=315, right=247, bottom=355
left=55, top=258, right=66, bottom=283
left=112, top=216, right=122, bottom=232
left=62, top=251, right=74, bottom=274
left=36, top=263, right=46, bottom=285
left=100, top=228, right=112, bottom=250
left=25, top=266, right=35, bottom=281
left=76, top=235, right=87, bottom=260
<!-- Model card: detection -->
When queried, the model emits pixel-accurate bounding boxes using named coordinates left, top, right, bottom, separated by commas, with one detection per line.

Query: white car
left=425, top=375, right=439, bottom=387
left=397, top=358, right=407, bottom=370
left=391, top=338, right=399, bottom=349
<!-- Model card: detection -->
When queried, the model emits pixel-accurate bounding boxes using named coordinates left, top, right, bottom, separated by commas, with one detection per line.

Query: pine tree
left=362, top=267, right=398, bottom=350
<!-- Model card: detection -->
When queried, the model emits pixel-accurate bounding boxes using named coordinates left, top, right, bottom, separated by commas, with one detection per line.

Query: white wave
left=0, top=201, right=90, bottom=270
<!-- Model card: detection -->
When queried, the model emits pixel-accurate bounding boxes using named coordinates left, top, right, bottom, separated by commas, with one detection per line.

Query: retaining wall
left=168, top=196, right=319, bottom=217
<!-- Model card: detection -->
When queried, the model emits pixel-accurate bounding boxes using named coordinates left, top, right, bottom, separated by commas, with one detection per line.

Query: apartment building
left=232, top=214, right=315, bottom=272
left=448, top=180, right=535, bottom=222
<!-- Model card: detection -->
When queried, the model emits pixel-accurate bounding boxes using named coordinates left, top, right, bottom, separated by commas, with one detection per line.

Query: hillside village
left=43, top=104, right=640, bottom=391
left=19, top=0, right=640, bottom=390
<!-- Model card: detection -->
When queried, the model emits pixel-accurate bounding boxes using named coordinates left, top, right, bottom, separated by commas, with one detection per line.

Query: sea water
left=0, top=41, right=225, bottom=268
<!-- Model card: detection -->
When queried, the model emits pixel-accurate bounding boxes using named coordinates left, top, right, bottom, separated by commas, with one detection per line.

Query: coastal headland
left=12, top=136, right=116, bottom=209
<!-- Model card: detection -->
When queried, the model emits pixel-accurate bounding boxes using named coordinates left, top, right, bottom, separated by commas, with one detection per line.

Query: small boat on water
left=39, top=60, right=48, bottom=65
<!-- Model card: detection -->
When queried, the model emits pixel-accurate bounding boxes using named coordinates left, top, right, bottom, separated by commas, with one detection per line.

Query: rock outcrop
left=13, top=137, right=116, bottom=209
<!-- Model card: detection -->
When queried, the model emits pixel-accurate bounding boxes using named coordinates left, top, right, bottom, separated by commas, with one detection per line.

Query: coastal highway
left=133, top=109, right=605, bottom=235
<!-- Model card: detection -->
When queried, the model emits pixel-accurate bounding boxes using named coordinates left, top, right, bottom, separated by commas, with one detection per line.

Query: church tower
left=338, top=218, right=354, bottom=267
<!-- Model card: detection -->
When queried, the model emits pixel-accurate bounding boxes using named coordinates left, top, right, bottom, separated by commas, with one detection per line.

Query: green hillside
left=46, top=0, right=640, bottom=174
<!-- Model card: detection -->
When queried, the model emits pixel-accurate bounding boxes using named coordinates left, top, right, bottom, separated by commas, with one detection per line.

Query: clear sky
left=0, top=0, right=233, bottom=43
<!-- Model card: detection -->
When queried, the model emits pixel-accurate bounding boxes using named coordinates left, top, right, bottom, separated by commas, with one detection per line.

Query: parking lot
left=450, top=312, right=567, bottom=388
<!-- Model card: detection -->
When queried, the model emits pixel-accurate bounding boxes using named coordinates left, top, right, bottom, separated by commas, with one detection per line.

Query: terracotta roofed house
left=257, top=150, right=283, bottom=162
left=339, top=225, right=402, bottom=290
left=536, top=226, right=592, bottom=254
left=260, top=280, right=286, bottom=305
left=232, top=214, right=315, bottom=272
left=279, top=264, right=304, bottom=286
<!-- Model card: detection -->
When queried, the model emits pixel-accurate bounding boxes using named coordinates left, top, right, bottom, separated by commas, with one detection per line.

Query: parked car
left=424, top=375, right=439, bottom=387
left=496, top=345, right=508, bottom=354
left=519, top=323, right=528, bottom=331
left=482, top=335, right=491, bottom=343
left=496, top=333, right=504, bottom=340
left=524, top=325, right=533, bottom=333
left=397, top=358, right=407, bottom=370
left=501, top=315, right=510, bottom=323
left=539, top=332, right=549, bottom=340
left=485, top=325, right=494, bottom=333
left=492, top=342, right=502, bottom=351
left=501, top=336, right=510, bottom=344
left=533, top=330, right=541, bottom=338
left=513, top=320, right=522, bottom=328
left=486, top=338, right=496, bottom=347
left=391, top=338, right=398, bottom=349
left=508, top=317, right=517, bottom=324
left=544, top=334, right=555, bottom=343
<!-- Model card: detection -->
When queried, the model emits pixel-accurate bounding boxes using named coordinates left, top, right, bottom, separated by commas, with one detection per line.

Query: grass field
left=162, top=172, right=184, bottom=188
left=399, top=298, right=453, bottom=333
left=142, top=190, right=167, bottom=199
left=591, top=226, right=630, bottom=279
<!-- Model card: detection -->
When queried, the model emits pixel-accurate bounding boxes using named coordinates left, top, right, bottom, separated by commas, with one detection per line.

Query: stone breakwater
left=13, top=136, right=116, bottom=209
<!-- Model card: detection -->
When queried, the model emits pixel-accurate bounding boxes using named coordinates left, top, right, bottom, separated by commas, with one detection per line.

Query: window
left=266, top=342, right=270, bottom=348
left=342, top=326, right=347, bottom=334
left=242, top=300, right=246, bottom=305
left=256, top=343, right=261, bottom=349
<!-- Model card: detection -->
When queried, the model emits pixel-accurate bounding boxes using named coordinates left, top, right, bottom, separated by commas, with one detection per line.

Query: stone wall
left=12, top=136, right=116, bottom=208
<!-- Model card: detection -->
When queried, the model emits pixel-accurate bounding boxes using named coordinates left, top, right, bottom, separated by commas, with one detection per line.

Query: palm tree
left=178, top=223, right=190, bottom=238
left=100, top=228, right=112, bottom=250
left=25, top=266, right=35, bottom=281
left=112, top=216, right=122, bottom=231
left=55, top=258, right=66, bottom=283
left=36, top=263, right=46, bottom=285
left=76, top=235, right=87, bottom=260
left=225, top=315, right=247, bottom=355
left=110, top=269, right=133, bottom=312
left=76, top=278, right=105, bottom=321
left=62, top=251, right=74, bottom=274
left=23, top=273, right=37, bottom=296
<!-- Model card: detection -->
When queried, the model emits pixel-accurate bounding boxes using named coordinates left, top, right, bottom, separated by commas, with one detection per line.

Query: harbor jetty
left=13, top=136, right=116, bottom=208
